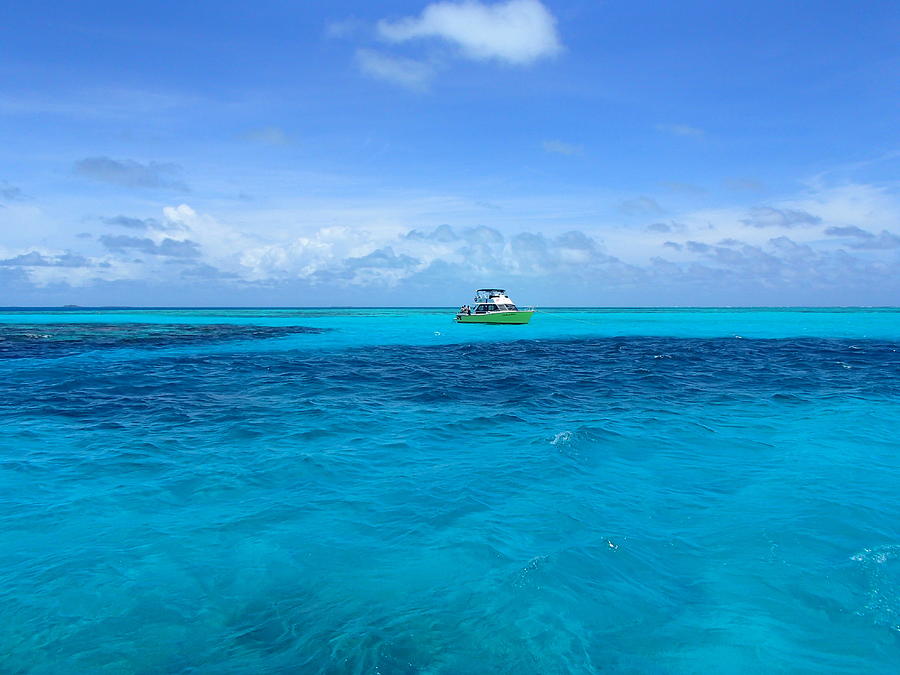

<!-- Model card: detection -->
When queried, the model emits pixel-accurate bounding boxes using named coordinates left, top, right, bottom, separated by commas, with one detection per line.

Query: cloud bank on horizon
left=1, top=0, right=898, bottom=305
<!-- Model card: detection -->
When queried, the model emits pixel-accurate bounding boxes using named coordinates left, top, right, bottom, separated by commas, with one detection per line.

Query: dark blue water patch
left=1, top=335, right=898, bottom=433
left=0, top=322, right=328, bottom=359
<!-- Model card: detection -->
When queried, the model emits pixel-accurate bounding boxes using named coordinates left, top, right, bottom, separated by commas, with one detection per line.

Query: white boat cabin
left=467, top=289, right=520, bottom=314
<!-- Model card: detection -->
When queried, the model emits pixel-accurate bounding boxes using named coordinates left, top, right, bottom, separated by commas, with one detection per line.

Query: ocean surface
left=1, top=307, right=899, bottom=673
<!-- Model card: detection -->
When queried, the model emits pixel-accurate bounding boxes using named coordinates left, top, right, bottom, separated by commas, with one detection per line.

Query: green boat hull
left=456, top=311, right=534, bottom=324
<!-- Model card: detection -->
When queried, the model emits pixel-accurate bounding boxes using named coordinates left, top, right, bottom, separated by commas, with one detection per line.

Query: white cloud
left=115, top=207, right=624, bottom=287
left=162, top=204, right=265, bottom=269
left=0, top=243, right=153, bottom=288
left=642, top=182, right=900, bottom=256
left=239, top=225, right=385, bottom=282
left=356, top=49, right=434, bottom=90
left=542, top=140, right=582, bottom=156
left=787, top=183, right=899, bottom=231
left=4, top=180, right=899, bottom=301
left=377, top=0, right=562, bottom=65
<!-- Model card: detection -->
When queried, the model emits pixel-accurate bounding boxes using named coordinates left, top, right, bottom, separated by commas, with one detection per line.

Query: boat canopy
left=474, top=289, right=506, bottom=301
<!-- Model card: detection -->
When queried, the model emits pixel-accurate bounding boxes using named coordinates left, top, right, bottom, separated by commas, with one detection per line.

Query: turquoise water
left=1, top=308, right=899, bottom=672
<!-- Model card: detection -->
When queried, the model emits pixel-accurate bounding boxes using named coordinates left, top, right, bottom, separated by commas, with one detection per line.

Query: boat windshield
left=471, top=303, right=518, bottom=313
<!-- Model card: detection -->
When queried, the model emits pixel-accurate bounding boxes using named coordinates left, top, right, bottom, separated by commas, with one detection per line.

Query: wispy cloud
left=98, top=234, right=201, bottom=258
left=325, top=18, right=366, bottom=39
left=824, top=225, right=872, bottom=238
left=101, top=215, right=175, bottom=231
left=0, top=88, right=198, bottom=121
left=741, top=206, right=820, bottom=228
left=377, top=0, right=562, bottom=65
left=619, top=196, right=664, bottom=216
left=824, top=225, right=900, bottom=249
left=542, top=140, right=582, bottom=156
left=74, top=157, right=188, bottom=191
left=0, top=251, right=90, bottom=267
left=660, top=181, right=706, bottom=195
left=646, top=222, right=686, bottom=233
left=725, top=177, right=765, bottom=192
left=656, top=123, right=705, bottom=138
left=356, top=49, right=434, bottom=90
left=0, top=181, right=25, bottom=201
left=243, top=126, right=291, bottom=146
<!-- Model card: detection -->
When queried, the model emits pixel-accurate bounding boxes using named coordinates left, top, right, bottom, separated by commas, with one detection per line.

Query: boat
left=455, top=289, right=534, bottom=324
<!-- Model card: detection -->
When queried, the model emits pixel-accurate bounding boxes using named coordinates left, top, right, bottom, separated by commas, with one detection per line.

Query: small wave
left=851, top=545, right=900, bottom=564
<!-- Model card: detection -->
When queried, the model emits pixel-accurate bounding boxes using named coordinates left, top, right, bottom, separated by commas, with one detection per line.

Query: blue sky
left=1, top=0, right=898, bottom=306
